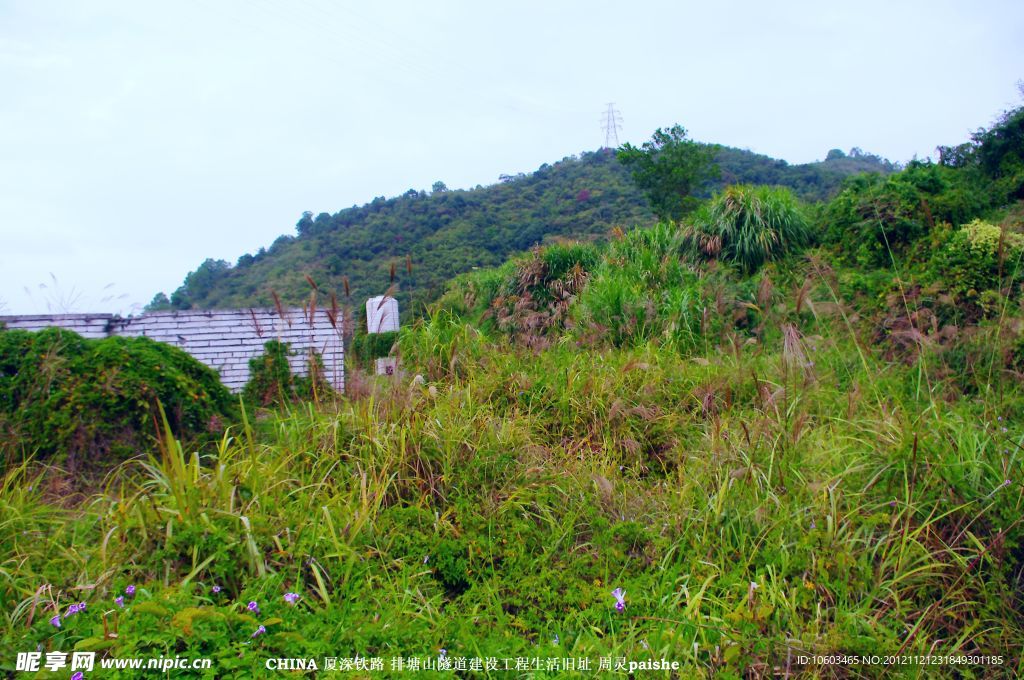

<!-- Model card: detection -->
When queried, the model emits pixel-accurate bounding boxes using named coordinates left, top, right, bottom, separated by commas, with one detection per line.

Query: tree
left=295, top=211, right=314, bottom=235
left=617, top=125, right=719, bottom=221
left=146, top=292, right=171, bottom=311
left=168, top=258, right=231, bottom=309
left=974, top=104, right=1024, bottom=193
left=432, top=181, right=448, bottom=193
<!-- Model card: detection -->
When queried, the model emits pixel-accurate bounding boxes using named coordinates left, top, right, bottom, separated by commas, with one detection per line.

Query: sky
left=1, top=0, right=1022, bottom=315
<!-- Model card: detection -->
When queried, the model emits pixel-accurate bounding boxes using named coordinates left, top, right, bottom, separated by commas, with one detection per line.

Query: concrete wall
left=0, top=308, right=344, bottom=393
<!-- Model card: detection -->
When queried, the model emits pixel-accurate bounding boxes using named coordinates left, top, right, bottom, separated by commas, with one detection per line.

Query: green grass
left=2, top=312, right=1022, bottom=676
left=3, top=199, right=1024, bottom=676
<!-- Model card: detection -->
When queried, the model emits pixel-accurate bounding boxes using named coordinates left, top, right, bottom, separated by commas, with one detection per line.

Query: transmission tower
left=601, top=103, right=623, bottom=149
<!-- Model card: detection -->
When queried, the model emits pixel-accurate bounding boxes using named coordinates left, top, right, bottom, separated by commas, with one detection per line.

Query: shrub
left=349, top=331, right=399, bottom=370
left=242, top=340, right=331, bottom=407
left=684, top=185, right=810, bottom=272
left=929, top=219, right=1024, bottom=304
left=573, top=224, right=711, bottom=350
left=821, top=163, right=991, bottom=266
left=475, top=244, right=600, bottom=343
left=0, top=327, right=235, bottom=466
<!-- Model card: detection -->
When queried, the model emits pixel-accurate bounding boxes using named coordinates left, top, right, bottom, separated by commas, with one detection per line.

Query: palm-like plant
left=684, top=185, right=810, bottom=272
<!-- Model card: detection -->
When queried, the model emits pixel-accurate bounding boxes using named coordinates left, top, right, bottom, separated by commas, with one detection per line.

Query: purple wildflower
left=72, top=673, right=84, bottom=680
left=889, top=500, right=897, bottom=507
left=439, top=649, right=447, bottom=659
left=611, top=587, right=626, bottom=612
left=66, top=603, right=81, bottom=616
left=115, top=596, right=124, bottom=608
left=247, top=601, right=260, bottom=615
left=251, top=625, right=265, bottom=638
left=212, top=585, right=221, bottom=594
left=284, top=592, right=300, bottom=605
left=49, top=615, right=61, bottom=628
left=125, top=585, right=135, bottom=597
left=809, top=520, right=816, bottom=529
left=1005, top=479, right=1012, bottom=487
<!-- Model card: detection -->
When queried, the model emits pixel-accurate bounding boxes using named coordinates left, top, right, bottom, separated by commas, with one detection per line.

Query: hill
left=150, top=144, right=895, bottom=316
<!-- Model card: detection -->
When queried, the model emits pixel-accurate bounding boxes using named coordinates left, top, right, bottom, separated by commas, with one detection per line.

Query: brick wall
left=0, top=308, right=344, bottom=393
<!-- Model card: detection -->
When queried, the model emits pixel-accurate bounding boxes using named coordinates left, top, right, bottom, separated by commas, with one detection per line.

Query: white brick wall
left=0, top=309, right=344, bottom=393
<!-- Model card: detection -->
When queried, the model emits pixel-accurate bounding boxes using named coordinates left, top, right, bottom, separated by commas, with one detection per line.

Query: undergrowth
left=2, top=298, right=1022, bottom=676
left=3, top=108, right=1024, bottom=676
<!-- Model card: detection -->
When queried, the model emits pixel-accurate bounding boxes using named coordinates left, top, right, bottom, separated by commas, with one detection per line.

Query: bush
left=821, top=163, right=991, bottom=266
left=463, top=244, right=601, bottom=343
left=684, top=185, right=810, bottom=272
left=242, top=340, right=331, bottom=407
left=572, top=223, right=712, bottom=350
left=0, top=328, right=236, bottom=466
left=929, top=219, right=1024, bottom=303
left=349, top=331, right=399, bottom=370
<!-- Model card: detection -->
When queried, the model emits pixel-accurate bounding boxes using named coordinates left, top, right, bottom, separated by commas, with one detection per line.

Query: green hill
left=150, top=144, right=895, bottom=315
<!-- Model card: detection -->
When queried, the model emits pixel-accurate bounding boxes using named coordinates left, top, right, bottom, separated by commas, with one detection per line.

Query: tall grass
left=2, top=222, right=1023, bottom=676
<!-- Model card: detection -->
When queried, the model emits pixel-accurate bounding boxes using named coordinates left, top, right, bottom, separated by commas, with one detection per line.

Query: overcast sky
left=1, top=0, right=1022, bottom=314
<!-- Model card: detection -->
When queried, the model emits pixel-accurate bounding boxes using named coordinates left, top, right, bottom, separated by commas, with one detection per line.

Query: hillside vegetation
left=150, top=145, right=894, bottom=317
left=3, top=106, right=1023, bottom=677
left=0, top=328, right=236, bottom=469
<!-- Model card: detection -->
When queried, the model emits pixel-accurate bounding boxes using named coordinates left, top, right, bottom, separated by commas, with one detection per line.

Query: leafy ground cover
left=0, top=328, right=235, bottom=470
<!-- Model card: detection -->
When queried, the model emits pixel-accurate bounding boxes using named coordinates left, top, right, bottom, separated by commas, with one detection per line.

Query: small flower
left=49, top=615, right=61, bottom=628
left=284, top=592, right=300, bottom=605
left=251, top=625, right=266, bottom=638
left=439, top=648, right=447, bottom=659
left=66, top=603, right=80, bottom=616
left=611, top=587, right=626, bottom=612
left=553, top=633, right=560, bottom=645
left=212, top=585, right=221, bottom=594
left=1001, top=427, right=1008, bottom=433
left=809, top=519, right=816, bottom=529
left=1005, top=479, right=1012, bottom=487
left=125, top=585, right=135, bottom=597
left=115, top=596, right=124, bottom=608
left=71, top=673, right=84, bottom=680
left=423, top=555, right=430, bottom=564
left=889, top=500, right=897, bottom=507
left=247, top=601, right=260, bottom=614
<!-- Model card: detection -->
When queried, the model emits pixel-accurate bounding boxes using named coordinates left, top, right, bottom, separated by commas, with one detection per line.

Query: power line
left=601, top=103, right=622, bottom=149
